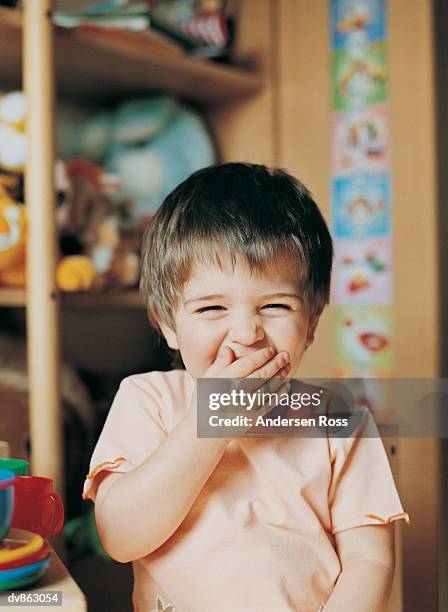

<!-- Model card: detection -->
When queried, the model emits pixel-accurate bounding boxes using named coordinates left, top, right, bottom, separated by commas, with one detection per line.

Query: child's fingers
left=234, top=353, right=290, bottom=395
left=215, top=345, right=235, bottom=366
left=278, top=363, right=292, bottom=378
left=204, top=348, right=291, bottom=399
left=247, top=352, right=290, bottom=380
left=204, top=345, right=235, bottom=377
left=224, top=347, right=280, bottom=379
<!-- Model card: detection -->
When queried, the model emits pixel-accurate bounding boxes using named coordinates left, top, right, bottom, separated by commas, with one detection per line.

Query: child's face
left=159, top=255, right=320, bottom=379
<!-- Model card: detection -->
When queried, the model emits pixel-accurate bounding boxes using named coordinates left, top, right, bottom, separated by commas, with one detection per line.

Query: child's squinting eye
left=196, top=306, right=222, bottom=314
left=264, top=304, right=291, bottom=310
left=196, top=304, right=291, bottom=314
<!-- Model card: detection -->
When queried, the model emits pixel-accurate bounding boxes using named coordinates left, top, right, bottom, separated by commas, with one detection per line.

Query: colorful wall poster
left=334, top=305, right=393, bottom=376
left=331, top=0, right=386, bottom=50
left=332, top=41, right=387, bottom=111
left=332, top=238, right=392, bottom=305
left=332, top=105, right=389, bottom=174
left=331, top=0, right=387, bottom=111
left=331, top=0, right=392, bottom=376
left=332, top=171, right=391, bottom=238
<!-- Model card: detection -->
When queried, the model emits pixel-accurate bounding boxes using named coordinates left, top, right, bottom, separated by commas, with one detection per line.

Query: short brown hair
left=140, top=162, right=333, bottom=337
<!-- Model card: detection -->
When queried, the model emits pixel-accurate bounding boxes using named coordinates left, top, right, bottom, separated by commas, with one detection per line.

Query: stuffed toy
left=56, top=158, right=141, bottom=292
left=55, top=95, right=216, bottom=291
left=106, top=98, right=216, bottom=219
left=0, top=178, right=26, bottom=287
left=0, top=90, right=27, bottom=287
left=0, top=91, right=27, bottom=174
left=56, top=255, right=96, bottom=293
left=58, top=95, right=216, bottom=221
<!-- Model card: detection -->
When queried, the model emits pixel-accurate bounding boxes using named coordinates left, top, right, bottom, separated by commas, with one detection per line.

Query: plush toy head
left=112, top=96, right=177, bottom=146
left=106, top=97, right=216, bottom=219
left=0, top=91, right=27, bottom=173
left=57, top=95, right=216, bottom=221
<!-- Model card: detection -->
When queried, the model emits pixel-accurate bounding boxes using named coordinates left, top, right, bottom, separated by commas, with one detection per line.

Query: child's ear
left=305, top=315, right=321, bottom=348
left=154, top=315, right=179, bottom=350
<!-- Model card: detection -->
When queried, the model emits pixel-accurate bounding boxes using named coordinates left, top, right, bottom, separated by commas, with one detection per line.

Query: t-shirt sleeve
left=328, top=409, right=410, bottom=534
left=82, top=376, right=167, bottom=503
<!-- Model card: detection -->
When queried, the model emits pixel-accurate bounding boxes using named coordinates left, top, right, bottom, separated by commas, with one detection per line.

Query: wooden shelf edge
left=0, top=5, right=21, bottom=28
left=0, top=6, right=263, bottom=103
left=0, top=287, right=26, bottom=306
left=0, top=288, right=145, bottom=309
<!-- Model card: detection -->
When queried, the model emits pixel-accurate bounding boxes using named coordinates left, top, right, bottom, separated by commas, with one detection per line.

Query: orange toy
left=0, top=183, right=26, bottom=287
left=56, top=255, right=95, bottom=292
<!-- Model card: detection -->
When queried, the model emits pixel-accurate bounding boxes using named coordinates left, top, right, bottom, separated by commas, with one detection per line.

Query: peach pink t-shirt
left=83, top=370, right=409, bottom=612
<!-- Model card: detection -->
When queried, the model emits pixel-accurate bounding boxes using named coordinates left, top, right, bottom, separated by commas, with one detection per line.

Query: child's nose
left=229, top=314, right=265, bottom=346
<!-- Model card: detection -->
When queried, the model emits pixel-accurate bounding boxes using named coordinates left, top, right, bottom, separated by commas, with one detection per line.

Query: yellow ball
left=57, top=256, right=96, bottom=292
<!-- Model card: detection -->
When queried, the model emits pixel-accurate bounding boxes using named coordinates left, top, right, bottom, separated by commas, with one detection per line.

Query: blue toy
left=57, top=95, right=216, bottom=220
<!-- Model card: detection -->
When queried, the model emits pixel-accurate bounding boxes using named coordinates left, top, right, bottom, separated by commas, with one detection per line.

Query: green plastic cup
left=0, top=459, right=29, bottom=476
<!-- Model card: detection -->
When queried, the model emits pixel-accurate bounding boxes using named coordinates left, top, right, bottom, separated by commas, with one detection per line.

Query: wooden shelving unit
left=0, top=5, right=262, bottom=103
left=0, top=2, right=265, bottom=321
left=0, top=0, right=272, bottom=500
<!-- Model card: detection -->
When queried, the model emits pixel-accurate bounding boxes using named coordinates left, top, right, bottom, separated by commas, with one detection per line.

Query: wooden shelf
left=0, top=287, right=27, bottom=307
left=0, top=6, right=262, bottom=103
left=0, top=287, right=144, bottom=308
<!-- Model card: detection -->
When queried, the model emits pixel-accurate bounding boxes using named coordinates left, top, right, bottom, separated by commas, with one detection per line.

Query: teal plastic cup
left=0, top=469, right=15, bottom=544
left=0, top=459, right=29, bottom=476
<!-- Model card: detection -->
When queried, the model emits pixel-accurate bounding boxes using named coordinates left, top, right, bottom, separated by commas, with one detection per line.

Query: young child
left=83, top=163, right=409, bottom=612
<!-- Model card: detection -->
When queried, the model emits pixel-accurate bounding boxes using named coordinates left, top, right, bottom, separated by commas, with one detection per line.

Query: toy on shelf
left=0, top=90, right=27, bottom=288
left=56, top=158, right=141, bottom=293
left=0, top=91, right=215, bottom=292
left=0, top=178, right=26, bottom=288
left=0, top=91, right=27, bottom=175
left=54, top=95, right=215, bottom=292
left=148, top=0, right=231, bottom=56
left=52, top=0, right=232, bottom=57
left=58, top=95, right=216, bottom=221
left=107, top=97, right=216, bottom=219
left=56, top=256, right=96, bottom=293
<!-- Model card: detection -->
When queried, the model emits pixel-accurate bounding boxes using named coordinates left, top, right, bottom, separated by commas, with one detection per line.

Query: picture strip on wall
left=330, top=0, right=394, bottom=377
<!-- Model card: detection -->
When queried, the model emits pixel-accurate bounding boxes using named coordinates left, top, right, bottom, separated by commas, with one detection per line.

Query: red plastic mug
left=11, top=476, right=64, bottom=538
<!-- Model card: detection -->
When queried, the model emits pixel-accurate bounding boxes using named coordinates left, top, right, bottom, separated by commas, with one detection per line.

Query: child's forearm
left=323, top=559, right=394, bottom=612
left=95, top=407, right=230, bottom=563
